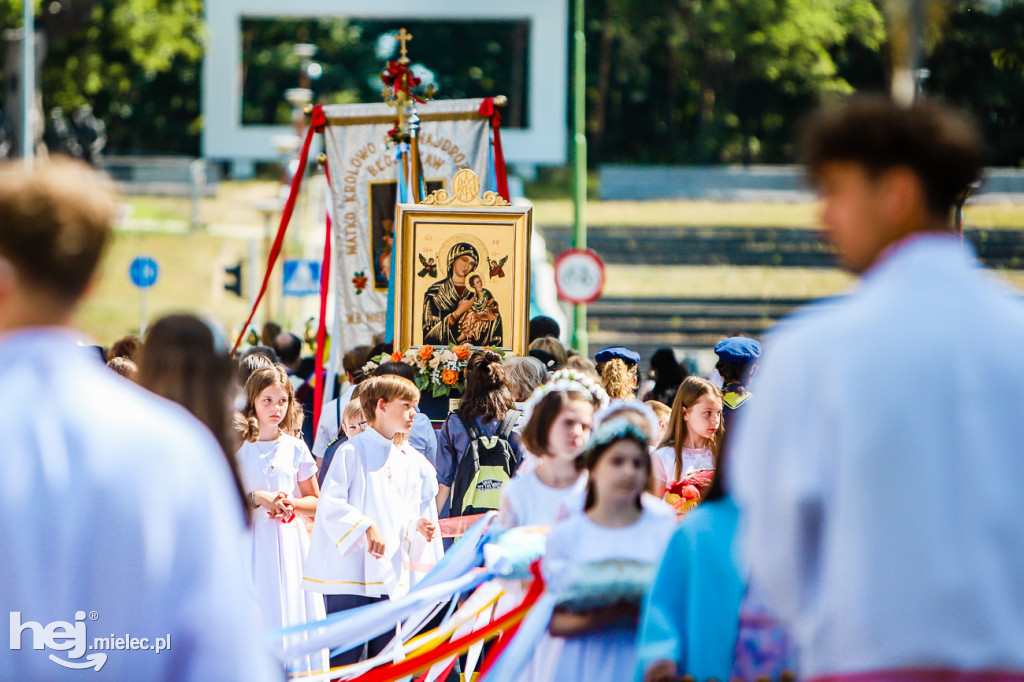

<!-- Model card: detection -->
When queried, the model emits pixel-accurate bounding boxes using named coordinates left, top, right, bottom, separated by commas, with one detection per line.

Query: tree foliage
left=0, top=0, right=204, bottom=154
left=3, top=0, right=1024, bottom=165
left=589, top=0, right=886, bottom=164
left=926, top=0, right=1024, bottom=166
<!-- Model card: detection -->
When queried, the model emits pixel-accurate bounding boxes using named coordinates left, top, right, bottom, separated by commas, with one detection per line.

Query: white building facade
left=201, top=0, right=568, bottom=176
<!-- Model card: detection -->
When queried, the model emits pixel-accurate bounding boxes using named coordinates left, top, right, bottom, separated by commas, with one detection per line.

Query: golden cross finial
left=397, top=28, right=413, bottom=60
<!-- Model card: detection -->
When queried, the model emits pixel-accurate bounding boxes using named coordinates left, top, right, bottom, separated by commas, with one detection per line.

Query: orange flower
left=452, top=345, right=471, bottom=361
left=441, top=368, right=458, bottom=385
left=417, top=345, right=434, bottom=360
left=391, top=351, right=403, bottom=362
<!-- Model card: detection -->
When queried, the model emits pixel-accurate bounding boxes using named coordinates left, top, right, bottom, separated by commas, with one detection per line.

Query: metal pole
left=22, top=0, right=34, bottom=169
left=571, top=0, right=588, bottom=355
left=139, top=289, right=148, bottom=337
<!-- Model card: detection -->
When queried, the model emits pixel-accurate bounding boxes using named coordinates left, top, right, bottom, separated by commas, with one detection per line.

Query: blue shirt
left=435, top=410, right=523, bottom=488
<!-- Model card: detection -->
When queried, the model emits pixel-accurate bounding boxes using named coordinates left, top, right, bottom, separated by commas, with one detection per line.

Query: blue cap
left=595, top=346, right=640, bottom=366
left=714, top=337, right=762, bottom=364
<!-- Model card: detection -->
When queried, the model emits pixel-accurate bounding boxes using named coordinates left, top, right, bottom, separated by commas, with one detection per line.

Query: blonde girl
left=236, top=365, right=327, bottom=674
left=651, top=376, right=724, bottom=492
left=595, top=346, right=641, bottom=401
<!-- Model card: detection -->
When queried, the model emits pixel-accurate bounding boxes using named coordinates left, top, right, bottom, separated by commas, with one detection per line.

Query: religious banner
left=320, top=98, right=495, bottom=356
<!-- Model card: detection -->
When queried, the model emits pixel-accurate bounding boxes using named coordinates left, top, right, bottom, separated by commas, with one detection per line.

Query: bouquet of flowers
left=663, top=469, right=716, bottom=516
left=363, top=344, right=504, bottom=398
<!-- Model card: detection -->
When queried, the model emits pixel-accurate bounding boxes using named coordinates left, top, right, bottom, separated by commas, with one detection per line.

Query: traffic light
left=224, top=262, right=243, bottom=297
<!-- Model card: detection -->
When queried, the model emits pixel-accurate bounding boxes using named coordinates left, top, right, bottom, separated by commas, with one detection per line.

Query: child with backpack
left=303, top=375, right=442, bottom=667
left=435, top=351, right=524, bottom=517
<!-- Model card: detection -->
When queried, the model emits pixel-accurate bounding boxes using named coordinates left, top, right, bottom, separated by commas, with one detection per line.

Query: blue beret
left=595, top=346, right=640, bottom=366
left=714, top=337, right=762, bottom=364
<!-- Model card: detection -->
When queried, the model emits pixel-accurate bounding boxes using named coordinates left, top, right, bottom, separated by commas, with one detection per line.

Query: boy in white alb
left=304, top=374, right=443, bottom=667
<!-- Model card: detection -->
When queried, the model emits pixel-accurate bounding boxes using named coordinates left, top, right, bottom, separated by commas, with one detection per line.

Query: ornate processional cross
left=397, top=28, right=413, bottom=61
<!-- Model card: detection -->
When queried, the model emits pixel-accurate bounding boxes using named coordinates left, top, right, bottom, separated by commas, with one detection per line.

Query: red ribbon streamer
left=312, top=162, right=333, bottom=433
left=478, top=98, right=510, bottom=202
left=349, top=561, right=546, bottom=682
left=230, top=105, right=327, bottom=356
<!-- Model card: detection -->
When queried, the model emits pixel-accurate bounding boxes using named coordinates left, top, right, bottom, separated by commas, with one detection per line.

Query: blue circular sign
left=129, top=256, right=159, bottom=289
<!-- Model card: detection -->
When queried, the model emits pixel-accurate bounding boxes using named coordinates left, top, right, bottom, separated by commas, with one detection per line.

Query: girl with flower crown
left=498, top=369, right=608, bottom=528
left=541, top=416, right=677, bottom=682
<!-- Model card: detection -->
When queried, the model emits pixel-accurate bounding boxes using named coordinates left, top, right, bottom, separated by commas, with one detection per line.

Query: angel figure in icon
left=417, top=254, right=438, bottom=278
left=488, top=255, right=509, bottom=278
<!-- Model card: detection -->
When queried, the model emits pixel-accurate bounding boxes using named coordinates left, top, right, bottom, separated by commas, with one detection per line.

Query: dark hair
left=366, top=342, right=394, bottom=362
left=374, top=361, right=416, bottom=383
left=343, top=345, right=372, bottom=377
left=469, top=274, right=482, bottom=287
left=520, top=389, right=594, bottom=458
left=236, top=347, right=276, bottom=387
left=108, top=335, right=142, bottom=362
left=582, top=432, right=651, bottom=511
left=459, top=350, right=515, bottom=422
left=137, top=314, right=248, bottom=520
left=715, top=359, right=756, bottom=386
left=240, top=344, right=279, bottom=364
left=800, top=95, right=984, bottom=217
left=648, top=348, right=683, bottom=385
left=260, top=321, right=282, bottom=348
left=529, top=315, right=560, bottom=344
left=529, top=337, right=568, bottom=369
left=275, top=332, right=302, bottom=365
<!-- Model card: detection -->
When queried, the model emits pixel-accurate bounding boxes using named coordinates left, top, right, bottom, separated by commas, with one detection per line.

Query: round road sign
left=129, top=256, right=159, bottom=289
left=554, top=249, right=605, bottom=304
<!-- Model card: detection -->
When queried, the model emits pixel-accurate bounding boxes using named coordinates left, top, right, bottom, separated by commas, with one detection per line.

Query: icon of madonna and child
left=421, top=242, right=503, bottom=347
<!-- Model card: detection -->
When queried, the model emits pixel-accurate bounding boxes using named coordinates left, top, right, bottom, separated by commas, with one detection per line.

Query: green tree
left=588, top=0, right=885, bottom=164
left=1, top=0, right=204, bottom=155
left=927, top=0, right=1024, bottom=166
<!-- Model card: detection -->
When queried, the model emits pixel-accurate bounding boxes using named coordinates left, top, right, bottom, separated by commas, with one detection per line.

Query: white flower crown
left=520, top=368, right=610, bottom=426
left=593, top=399, right=661, bottom=444
left=586, top=415, right=650, bottom=452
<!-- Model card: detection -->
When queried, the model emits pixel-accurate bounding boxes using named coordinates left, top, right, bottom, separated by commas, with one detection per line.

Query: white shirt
left=0, top=329, right=277, bottom=680
left=311, top=382, right=355, bottom=459
left=499, top=470, right=588, bottom=528
left=650, top=445, right=714, bottom=483
left=304, top=426, right=442, bottom=598
left=732, top=235, right=1024, bottom=677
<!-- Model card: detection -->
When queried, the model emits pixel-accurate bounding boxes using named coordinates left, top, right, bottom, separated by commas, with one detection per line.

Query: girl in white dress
left=544, top=417, right=676, bottom=682
left=236, top=365, right=328, bottom=675
left=650, top=376, right=724, bottom=493
left=499, top=371, right=609, bottom=528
